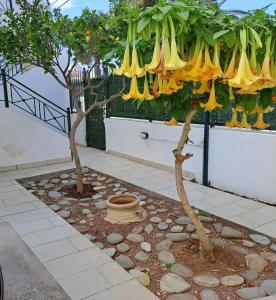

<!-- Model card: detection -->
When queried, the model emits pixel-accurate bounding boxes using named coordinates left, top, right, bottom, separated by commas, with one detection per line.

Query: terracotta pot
left=104, top=194, right=147, bottom=224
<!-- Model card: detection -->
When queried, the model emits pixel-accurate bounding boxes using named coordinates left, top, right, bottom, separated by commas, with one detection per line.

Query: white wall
left=105, top=117, right=204, bottom=181
left=0, top=108, right=70, bottom=169
left=105, top=117, right=276, bottom=205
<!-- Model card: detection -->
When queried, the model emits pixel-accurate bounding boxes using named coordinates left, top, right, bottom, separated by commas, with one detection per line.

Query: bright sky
left=51, top=0, right=276, bottom=17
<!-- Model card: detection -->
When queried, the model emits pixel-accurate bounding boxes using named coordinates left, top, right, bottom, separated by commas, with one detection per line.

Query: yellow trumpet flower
left=145, top=30, right=161, bottom=73
left=193, top=81, right=211, bottom=95
left=250, top=36, right=276, bottom=91
left=165, top=17, right=186, bottom=70
left=125, top=42, right=145, bottom=78
left=161, top=80, right=174, bottom=95
left=228, top=48, right=259, bottom=89
left=141, top=76, right=154, bottom=101
left=224, top=47, right=237, bottom=79
left=168, top=78, right=183, bottom=91
left=155, top=36, right=171, bottom=76
left=200, top=46, right=217, bottom=81
left=253, top=112, right=270, bottom=129
left=122, top=76, right=143, bottom=100
left=225, top=108, right=240, bottom=128
left=239, top=112, right=251, bottom=129
left=165, top=117, right=179, bottom=126
left=113, top=41, right=130, bottom=76
left=212, top=42, right=224, bottom=79
left=184, top=43, right=204, bottom=81
left=200, top=80, right=222, bottom=111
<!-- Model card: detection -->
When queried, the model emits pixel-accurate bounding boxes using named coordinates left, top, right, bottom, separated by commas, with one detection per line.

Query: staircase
left=0, top=64, right=71, bottom=135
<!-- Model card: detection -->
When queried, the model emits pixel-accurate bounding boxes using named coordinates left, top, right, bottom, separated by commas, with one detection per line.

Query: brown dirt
left=18, top=168, right=276, bottom=300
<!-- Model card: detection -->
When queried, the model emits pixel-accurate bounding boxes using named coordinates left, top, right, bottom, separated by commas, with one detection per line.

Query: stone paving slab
left=0, top=222, right=71, bottom=300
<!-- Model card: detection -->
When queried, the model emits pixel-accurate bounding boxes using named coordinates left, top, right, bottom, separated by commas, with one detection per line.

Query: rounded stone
left=156, top=239, right=172, bottom=252
left=199, top=216, right=214, bottom=223
left=166, top=219, right=173, bottom=224
left=115, top=255, right=135, bottom=270
left=245, top=254, right=268, bottom=272
left=166, top=294, right=198, bottom=300
left=51, top=178, right=60, bottom=184
left=171, top=226, right=184, bottom=233
left=236, top=287, right=266, bottom=299
left=156, top=233, right=164, bottom=238
left=117, top=243, right=130, bottom=253
left=127, top=233, right=144, bottom=243
left=141, top=242, right=151, bottom=252
left=48, top=191, right=62, bottom=200
left=67, top=219, right=76, bottom=224
left=193, top=275, right=220, bottom=288
left=261, top=280, right=276, bottom=295
left=49, top=204, right=60, bottom=212
left=200, top=289, right=220, bottom=300
left=134, top=251, right=149, bottom=262
left=249, top=234, right=270, bottom=246
left=107, top=233, right=124, bottom=245
left=260, top=251, right=276, bottom=262
left=270, top=244, right=276, bottom=252
left=145, top=224, right=153, bottom=234
left=57, top=210, right=70, bottom=218
left=160, top=273, right=191, bottom=293
left=221, top=226, right=244, bottom=239
left=60, top=173, right=69, bottom=179
left=150, top=216, right=162, bottom=223
left=175, top=216, right=192, bottom=225
left=220, top=275, right=244, bottom=287
left=132, top=225, right=144, bottom=234
left=166, top=233, right=190, bottom=242
left=95, top=201, right=107, bottom=210
left=242, top=240, right=255, bottom=248
left=158, top=251, right=175, bottom=265
left=243, top=270, right=258, bottom=282
left=103, top=248, right=116, bottom=258
left=158, top=222, right=169, bottom=231
left=129, top=269, right=150, bottom=287
left=213, top=223, right=223, bottom=233
left=94, top=242, right=104, bottom=249
left=171, top=264, right=193, bottom=279
left=186, top=224, right=196, bottom=233
left=84, top=233, right=95, bottom=241
left=58, top=200, right=71, bottom=206
left=44, top=184, right=54, bottom=190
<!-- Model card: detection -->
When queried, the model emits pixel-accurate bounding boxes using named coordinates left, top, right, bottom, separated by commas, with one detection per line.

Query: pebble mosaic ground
left=18, top=167, right=276, bottom=300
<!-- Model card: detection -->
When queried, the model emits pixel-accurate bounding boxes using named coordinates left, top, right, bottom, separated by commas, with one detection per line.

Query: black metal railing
left=0, top=57, right=23, bottom=83
left=0, top=69, right=71, bottom=135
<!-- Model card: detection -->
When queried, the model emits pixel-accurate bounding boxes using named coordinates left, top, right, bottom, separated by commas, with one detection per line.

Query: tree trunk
left=173, top=110, right=214, bottom=261
left=70, top=112, right=85, bottom=193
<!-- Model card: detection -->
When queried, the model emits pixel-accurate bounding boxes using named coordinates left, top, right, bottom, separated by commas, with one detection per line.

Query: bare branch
left=84, top=77, right=126, bottom=117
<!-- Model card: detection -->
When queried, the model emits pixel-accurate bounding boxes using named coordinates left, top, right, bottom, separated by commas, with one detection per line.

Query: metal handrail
left=0, top=69, right=71, bottom=135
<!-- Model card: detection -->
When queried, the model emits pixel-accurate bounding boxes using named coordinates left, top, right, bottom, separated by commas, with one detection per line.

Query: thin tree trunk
left=173, top=110, right=214, bottom=261
left=70, top=112, right=85, bottom=193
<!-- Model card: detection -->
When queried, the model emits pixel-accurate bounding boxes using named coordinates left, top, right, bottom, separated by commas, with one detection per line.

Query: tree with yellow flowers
left=113, top=0, right=276, bottom=260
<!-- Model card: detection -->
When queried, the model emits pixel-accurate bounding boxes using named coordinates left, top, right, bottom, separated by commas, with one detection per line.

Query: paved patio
left=0, top=146, right=275, bottom=300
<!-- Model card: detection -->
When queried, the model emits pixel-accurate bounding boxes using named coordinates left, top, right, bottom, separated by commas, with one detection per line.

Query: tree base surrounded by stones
left=19, top=168, right=276, bottom=300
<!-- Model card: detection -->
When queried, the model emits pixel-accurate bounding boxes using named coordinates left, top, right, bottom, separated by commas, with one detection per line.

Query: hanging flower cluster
left=112, top=1, right=276, bottom=129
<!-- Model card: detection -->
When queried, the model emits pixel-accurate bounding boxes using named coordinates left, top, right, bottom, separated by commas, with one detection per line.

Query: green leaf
left=213, top=29, right=229, bottom=40
left=224, top=31, right=236, bottom=48
left=137, top=17, right=150, bottom=33
left=249, top=27, right=263, bottom=48
left=244, top=95, right=257, bottom=113
left=176, top=11, right=189, bottom=21
left=158, top=5, right=171, bottom=15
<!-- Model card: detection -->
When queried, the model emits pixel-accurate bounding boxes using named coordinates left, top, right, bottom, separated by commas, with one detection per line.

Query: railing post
left=203, top=111, right=210, bottom=186
left=66, top=107, right=71, bottom=137
left=1, top=69, right=9, bottom=108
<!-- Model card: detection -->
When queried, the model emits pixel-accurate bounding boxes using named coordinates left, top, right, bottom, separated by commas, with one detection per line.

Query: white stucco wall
left=105, top=117, right=276, bottom=205
left=0, top=108, right=70, bottom=170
